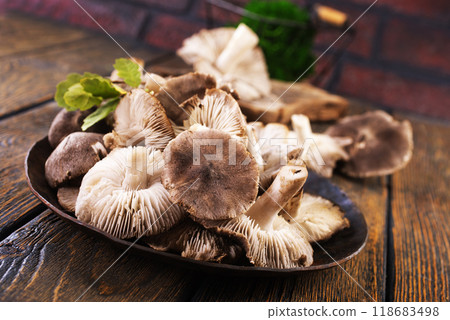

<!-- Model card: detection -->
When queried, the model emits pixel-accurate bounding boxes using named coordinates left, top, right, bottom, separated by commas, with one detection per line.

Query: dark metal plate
left=25, top=137, right=368, bottom=276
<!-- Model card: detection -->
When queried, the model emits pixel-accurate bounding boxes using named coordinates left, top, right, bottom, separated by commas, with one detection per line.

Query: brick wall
left=1, top=0, right=449, bottom=119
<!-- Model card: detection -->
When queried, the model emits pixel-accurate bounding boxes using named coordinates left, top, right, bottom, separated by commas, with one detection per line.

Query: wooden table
left=0, top=13, right=448, bottom=302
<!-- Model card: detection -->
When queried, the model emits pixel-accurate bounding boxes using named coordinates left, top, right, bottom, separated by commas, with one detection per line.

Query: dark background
left=1, top=0, right=449, bottom=119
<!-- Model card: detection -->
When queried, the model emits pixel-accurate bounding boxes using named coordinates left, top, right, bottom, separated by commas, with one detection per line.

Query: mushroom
left=325, top=110, right=414, bottom=177
left=202, top=164, right=314, bottom=268
left=103, top=88, right=175, bottom=150
left=48, top=108, right=109, bottom=149
left=75, top=146, right=186, bottom=239
left=45, top=132, right=107, bottom=188
left=144, top=219, right=246, bottom=264
left=239, top=80, right=349, bottom=124
left=181, top=88, right=247, bottom=142
left=281, top=193, right=350, bottom=243
left=154, top=72, right=216, bottom=124
left=143, top=72, right=166, bottom=94
left=291, top=114, right=352, bottom=177
left=177, top=24, right=271, bottom=102
left=161, top=127, right=259, bottom=221
left=57, top=187, right=79, bottom=212
left=250, top=122, right=298, bottom=189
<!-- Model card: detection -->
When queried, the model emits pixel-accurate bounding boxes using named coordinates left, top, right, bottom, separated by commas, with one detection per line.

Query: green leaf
left=113, top=58, right=141, bottom=88
left=55, top=73, right=83, bottom=110
left=81, top=76, right=121, bottom=99
left=81, top=97, right=119, bottom=131
left=63, top=83, right=103, bottom=111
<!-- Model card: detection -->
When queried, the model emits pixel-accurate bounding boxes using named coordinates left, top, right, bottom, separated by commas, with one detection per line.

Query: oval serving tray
left=25, top=137, right=368, bottom=276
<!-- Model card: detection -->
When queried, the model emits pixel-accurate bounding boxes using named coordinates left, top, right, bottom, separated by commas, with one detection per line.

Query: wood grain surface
left=0, top=13, right=163, bottom=118
left=389, top=113, right=449, bottom=301
left=0, top=13, right=448, bottom=302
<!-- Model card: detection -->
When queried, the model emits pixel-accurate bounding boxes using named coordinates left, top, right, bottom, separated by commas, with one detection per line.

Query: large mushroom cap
left=75, top=146, right=186, bottom=239
left=144, top=219, right=246, bottom=264
left=103, top=88, right=175, bottom=150
left=45, top=132, right=107, bottom=188
left=154, top=72, right=216, bottom=124
left=282, top=193, right=350, bottom=243
left=325, top=110, right=413, bottom=177
left=177, top=25, right=271, bottom=102
left=161, top=127, right=259, bottom=221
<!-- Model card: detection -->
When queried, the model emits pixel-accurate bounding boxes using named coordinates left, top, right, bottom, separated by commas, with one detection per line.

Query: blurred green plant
left=240, top=0, right=316, bottom=81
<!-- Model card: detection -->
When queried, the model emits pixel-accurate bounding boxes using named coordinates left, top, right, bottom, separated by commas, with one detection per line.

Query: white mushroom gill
left=104, top=89, right=175, bottom=150
left=291, top=114, right=352, bottom=177
left=75, top=146, right=186, bottom=239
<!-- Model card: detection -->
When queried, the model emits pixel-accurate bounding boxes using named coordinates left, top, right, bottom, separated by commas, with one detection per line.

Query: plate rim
left=25, top=137, right=368, bottom=276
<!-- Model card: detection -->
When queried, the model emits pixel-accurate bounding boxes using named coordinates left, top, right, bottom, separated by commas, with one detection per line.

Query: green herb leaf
left=81, top=76, right=121, bottom=99
left=55, top=73, right=83, bottom=110
left=63, top=83, right=103, bottom=111
left=113, top=58, right=141, bottom=88
left=81, top=97, right=120, bottom=131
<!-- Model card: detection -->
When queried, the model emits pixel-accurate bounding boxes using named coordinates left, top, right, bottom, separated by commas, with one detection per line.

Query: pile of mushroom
left=45, top=31, right=413, bottom=268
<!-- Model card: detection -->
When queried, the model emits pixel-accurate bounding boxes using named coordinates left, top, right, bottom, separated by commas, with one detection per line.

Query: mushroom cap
left=154, top=72, right=216, bottom=124
left=144, top=219, right=246, bottom=264
left=161, top=128, right=259, bottom=221
left=181, top=88, right=248, bottom=142
left=203, top=215, right=313, bottom=268
left=48, top=108, right=109, bottom=149
left=177, top=26, right=271, bottom=101
left=325, top=110, right=413, bottom=177
left=103, top=88, right=175, bottom=150
left=45, top=132, right=107, bottom=188
left=282, top=193, right=350, bottom=243
left=75, top=146, right=186, bottom=239
left=57, top=187, right=79, bottom=212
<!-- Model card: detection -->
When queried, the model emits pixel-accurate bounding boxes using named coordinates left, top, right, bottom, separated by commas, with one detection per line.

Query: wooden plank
left=0, top=210, right=199, bottom=301
left=0, top=15, right=163, bottom=118
left=389, top=113, right=449, bottom=301
left=0, top=103, right=60, bottom=239
left=191, top=101, right=388, bottom=302
left=0, top=13, right=88, bottom=58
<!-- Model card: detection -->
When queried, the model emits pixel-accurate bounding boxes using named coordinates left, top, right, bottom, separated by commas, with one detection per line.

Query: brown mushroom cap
left=325, top=110, right=413, bottom=177
left=45, top=132, right=107, bottom=188
left=155, top=72, right=216, bottom=124
left=48, top=108, right=109, bottom=149
left=161, top=127, right=259, bottom=221
left=144, top=219, right=247, bottom=264
left=57, top=187, right=79, bottom=212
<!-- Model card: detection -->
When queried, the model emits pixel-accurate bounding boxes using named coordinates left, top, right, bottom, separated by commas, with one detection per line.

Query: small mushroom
left=181, top=88, right=247, bottom=142
left=291, top=114, right=352, bottom=177
left=57, top=187, right=79, bottom=212
left=161, top=127, right=259, bottom=221
left=45, top=132, right=107, bottom=188
left=154, top=72, right=216, bottom=124
left=48, top=108, right=109, bottom=149
left=75, top=146, right=186, bottom=239
left=202, top=164, right=313, bottom=268
left=325, top=110, right=414, bottom=177
left=103, top=89, right=175, bottom=150
left=143, top=72, right=166, bottom=93
left=281, top=193, right=350, bottom=243
left=144, top=219, right=246, bottom=264
left=177, top=24, right=271, bottom=102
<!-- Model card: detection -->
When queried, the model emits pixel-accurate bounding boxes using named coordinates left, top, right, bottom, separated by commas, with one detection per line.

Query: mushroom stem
left=291, top=114, right=313, bottom=143
left=122, top=148, right=148, bottom=190
left=245, top=165, right=308, bottom=231
left=216, top=24, right=259, bottom=73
